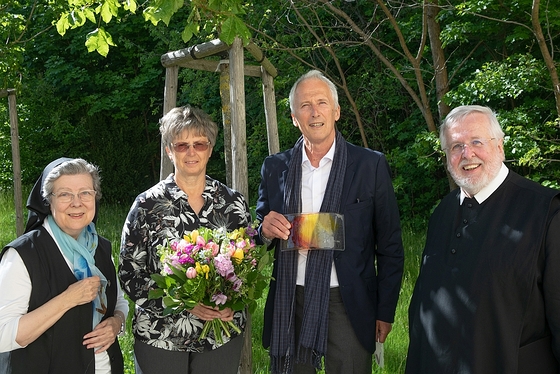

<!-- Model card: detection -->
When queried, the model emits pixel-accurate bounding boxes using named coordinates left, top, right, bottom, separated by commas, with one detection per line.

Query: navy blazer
left=256, top=140, right=404, bottom=353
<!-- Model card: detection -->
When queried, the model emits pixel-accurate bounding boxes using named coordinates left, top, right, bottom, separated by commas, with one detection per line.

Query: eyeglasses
left=445, top=138, right=495, bottom=155
left=172, top=141, right=211, bottom=152
left=51, top=190, right=97, bottom=203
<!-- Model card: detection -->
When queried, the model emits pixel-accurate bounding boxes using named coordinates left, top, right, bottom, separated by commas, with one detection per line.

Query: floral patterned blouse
left=119, top=174, right=251, bottom=352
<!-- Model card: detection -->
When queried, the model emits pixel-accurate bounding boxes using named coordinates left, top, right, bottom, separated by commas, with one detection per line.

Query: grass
left=0, top=188, right=425, bottom=373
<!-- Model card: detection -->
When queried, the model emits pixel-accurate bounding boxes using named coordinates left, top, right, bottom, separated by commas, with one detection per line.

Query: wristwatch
left=261, top=233, right=273, bottom=246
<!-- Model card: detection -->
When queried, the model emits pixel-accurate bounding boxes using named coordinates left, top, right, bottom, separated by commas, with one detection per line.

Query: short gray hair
left=440, top=105, right=505, bottom=149
left=289, top=70, right=339, bottom=114
left=159, top=105, right=218, bottom=148
left=42, top=158, right=101, bottom=203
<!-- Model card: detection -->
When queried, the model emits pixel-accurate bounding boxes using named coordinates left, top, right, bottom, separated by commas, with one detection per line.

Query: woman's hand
left=82, top=315, right=121, bottom=353
left=64, top=275, right=101, bottom=307
left=189, top=304, right=234, bottom=321
left=16, top=276, right=102, bottom=347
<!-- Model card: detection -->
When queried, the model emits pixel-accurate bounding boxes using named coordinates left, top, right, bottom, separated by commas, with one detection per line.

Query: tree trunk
left=532, top=0, right=560, bottom=117
left=426, top=0, right=450, bottom=122
left=426, top=0, right=456, bottom=190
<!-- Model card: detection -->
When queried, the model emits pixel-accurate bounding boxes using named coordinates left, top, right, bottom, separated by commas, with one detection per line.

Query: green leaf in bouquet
left=148, top=288, right=165, bottom=300
left=162, top=306, right=177, bottom=316
left=168, top=264, right=187, bottom=283
left=230, top=300, right=245, bottom=311
left=258, top=250, right=272, bottom=271
left=150, top=273, right=169, bottom=289
left=162, top=295, right=180, bottom=306
left=183, top=299, right=198, bottom=309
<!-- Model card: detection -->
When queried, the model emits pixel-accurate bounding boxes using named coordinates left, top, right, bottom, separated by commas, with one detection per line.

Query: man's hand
left=262, top=211, right=291, bottom=240
left=376, top=320, right=392, bottom=343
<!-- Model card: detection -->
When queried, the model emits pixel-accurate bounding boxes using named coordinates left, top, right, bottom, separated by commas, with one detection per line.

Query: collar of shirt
left=460, top=163, right=509, bottom=204
left=301, top=138, right=336, bottom=169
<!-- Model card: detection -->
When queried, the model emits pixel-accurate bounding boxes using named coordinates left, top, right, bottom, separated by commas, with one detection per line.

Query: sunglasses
left=172, top=141, right=211, bottom=152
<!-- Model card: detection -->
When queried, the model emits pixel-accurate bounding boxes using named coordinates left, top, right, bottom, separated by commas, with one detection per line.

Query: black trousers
left=134, top=333, right=244, bottom=374
left=292, top=286, right=373, bottom=374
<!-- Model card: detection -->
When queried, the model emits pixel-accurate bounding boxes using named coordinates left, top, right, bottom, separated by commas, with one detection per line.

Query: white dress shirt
left=296, top=139, right=340, bottom=287
left=0, top=219, right=128, bottom=373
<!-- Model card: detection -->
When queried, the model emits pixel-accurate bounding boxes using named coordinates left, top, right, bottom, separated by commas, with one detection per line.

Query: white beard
left=448, top=157, right=502, bottom=196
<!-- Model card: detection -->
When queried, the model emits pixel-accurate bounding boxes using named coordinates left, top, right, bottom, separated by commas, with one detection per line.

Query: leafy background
left=2, top=0, right=559, bottom=228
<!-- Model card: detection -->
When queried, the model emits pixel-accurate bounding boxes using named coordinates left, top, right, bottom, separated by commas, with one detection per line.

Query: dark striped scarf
left=270, top=131, right=347, bottom=374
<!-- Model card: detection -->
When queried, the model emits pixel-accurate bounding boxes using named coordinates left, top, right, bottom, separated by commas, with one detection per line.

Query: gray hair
left=289, top=70, right=339, bottom=114
left=440, top=105, right=505, bottom=149
left=42, top=158, right=101, bottom=203
left=159, top=105, right=218, bottom=148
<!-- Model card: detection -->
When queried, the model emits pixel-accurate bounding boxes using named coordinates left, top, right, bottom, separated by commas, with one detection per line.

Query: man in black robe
left=406, top=105, right=560, bottom=374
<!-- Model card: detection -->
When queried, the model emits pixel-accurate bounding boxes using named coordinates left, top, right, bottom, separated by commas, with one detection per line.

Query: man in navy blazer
left=256, top=70, right=404, bottom=374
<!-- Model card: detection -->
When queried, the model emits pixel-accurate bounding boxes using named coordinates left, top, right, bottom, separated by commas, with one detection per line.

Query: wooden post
left=219, top=62, right=233, bottom=188
left=1, top=89, right=24, bottom=236
left=229, top=37, right=251, bottom=374
left=261, top=68, right=280, bottom=155
left=229, top=38, right=249, bottom=199
left=160, top=66, right=179, bottom=181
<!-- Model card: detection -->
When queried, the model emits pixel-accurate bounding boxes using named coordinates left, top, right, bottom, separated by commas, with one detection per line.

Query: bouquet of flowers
left=148, top=222, right=273, bottom=344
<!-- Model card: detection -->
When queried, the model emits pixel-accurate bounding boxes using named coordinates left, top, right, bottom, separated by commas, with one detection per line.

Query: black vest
left=407, top=171, right=560, bottom=374
left=0, top=226, right=123, bottom=374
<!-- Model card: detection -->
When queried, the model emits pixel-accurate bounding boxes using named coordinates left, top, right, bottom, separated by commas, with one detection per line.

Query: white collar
left=460, top=163, right=509, bottom=204
left=302, top=138, right=336, bottom=167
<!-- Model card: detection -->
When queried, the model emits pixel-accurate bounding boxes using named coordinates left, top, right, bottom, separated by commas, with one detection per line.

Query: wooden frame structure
left=160, top=38, right=280, bottom=373
left=160, top=38, right=280, bottom=198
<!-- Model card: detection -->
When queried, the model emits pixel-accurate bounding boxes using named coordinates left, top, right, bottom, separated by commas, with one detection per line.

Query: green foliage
left=444, top=53, right=560, bottom=186
left=57, top=0, right=252, bottom=56
left=3, top=0, right=560, bottom=237
left=388, top=126, right=448, bottom=229
left=85, top=28, right=117, bottom=56
left=1, top=2, right=25, bottom=88
left=0, top=5, right=168, bottom=203
left=444, top=54, right=548, bottom=104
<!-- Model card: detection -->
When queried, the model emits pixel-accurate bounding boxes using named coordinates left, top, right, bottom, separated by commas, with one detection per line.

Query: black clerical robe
left=406, top=171, right=560, bottom=374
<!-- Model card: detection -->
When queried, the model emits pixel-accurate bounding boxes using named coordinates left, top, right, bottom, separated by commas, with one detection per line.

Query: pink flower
left=186, top=267, right=197, bottom=279
left=196, top=235, right=206, bottom=246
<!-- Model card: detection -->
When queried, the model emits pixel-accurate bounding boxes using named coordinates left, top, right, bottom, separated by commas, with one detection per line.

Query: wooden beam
left=246, top=42, right=278, bottom=78
left=178, top=59, right=262, bottom=77
left=261, top=67, right=280, bottom=155
left=0, top=89, right=11, bottom=98
left=161, top=39, right=230, bottom=68
left=219, top=63, right=233, bottom=187
left=160, top=66, right=179, bottom=181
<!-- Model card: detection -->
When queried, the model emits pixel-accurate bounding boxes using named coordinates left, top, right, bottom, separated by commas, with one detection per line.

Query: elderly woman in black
left=119, top=105, right=251, bottom=374
left=0, top=158, right=128, bottom=374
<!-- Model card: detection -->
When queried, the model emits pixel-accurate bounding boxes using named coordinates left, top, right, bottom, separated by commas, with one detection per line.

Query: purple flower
left=214, top=254, right=234, bottom=277
left=245, top=225, right=257, bottom=237
left=211, top=293, right=227, bottom=305
left=232, top=278, right=243, bottom=292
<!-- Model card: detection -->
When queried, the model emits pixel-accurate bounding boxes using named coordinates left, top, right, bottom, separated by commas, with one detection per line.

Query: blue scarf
left=47, top=215, right=107, bottom=328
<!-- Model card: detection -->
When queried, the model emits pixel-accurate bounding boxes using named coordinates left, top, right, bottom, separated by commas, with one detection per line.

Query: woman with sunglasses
left=119, top=105, right=251, bottom=374
left=0, top=158, right=128, bottom=374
